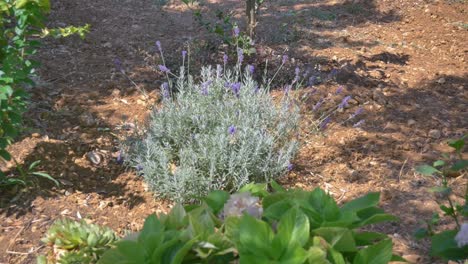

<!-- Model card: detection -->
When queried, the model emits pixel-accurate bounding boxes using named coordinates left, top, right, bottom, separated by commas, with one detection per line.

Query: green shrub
left=38, top=218, right=119, bottom=264
left=415, top=135, right=468, bottom=261
left=96, top=182, right=401, bottom=263
left=0, top=0, right=88, bottom=187
left=121, top=62, right=300, bottom=202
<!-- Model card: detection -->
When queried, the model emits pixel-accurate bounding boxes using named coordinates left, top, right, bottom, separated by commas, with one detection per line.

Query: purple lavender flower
left=161, top=82, right=170, bottom=98
left=201, top=80, right=211, bottom=95
left=295, top=67, right=300, bottom=77
left=182, top=50, right=187, bottom=60
left=114, top=58, right=123, bottom=73
left=353, top=119, right=365, bottom=128
left=350, top=107, right=364, bottom=119
left=336, top=85, right=344, bottom=94
left=329, top=69, right=338, bottom=78
left=312, top=98, right=324, bottom=111
left=228, top=125, right=236, bottom=135
left=248, top=64, right=254, bottom=74
left=223, top=53, right=228, bottom=64
left=116, top=152, right=124, bottom=165
left=136, top=164, right=143, bottom=171
left=216, top=64, right=222, bottom=78
left=338, top=95, right=352, bottom=109
left=231, top=82, right=241, bottom=97
left=254, top=85, right=259, bottom=93
left=233, top=26, right=240, bottom=37
left=282, top=55, right=288, bottom=64
left=155, top=41, right=162, bottom=52
left=237, top=48, right=244, bottom=64
left=287, top=163, right=293, bottom=171
left=319, top=117, right=331, bottom=130
left=158, top=65, right=170, bottom=73
left=284, top=84, right=291, bottom=95
left=308, top=76, right=317, bottom=86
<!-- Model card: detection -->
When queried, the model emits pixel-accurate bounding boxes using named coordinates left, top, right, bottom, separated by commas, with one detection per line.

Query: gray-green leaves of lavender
left=120, top=46, right=300, bottom=202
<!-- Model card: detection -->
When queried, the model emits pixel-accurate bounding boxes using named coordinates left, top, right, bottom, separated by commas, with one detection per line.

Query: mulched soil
left=1, top=0, right=467, bottom=263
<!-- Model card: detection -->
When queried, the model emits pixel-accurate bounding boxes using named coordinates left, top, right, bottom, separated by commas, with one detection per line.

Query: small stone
left=102, top=42, right=112, bottom=48
left=58, top=179, right=74, bottom=187
left=86, top=151, right=102, bottom=165
left=111, top=89, right=121, bottom=97
left=79, top=113, right=96, bottom=127
left=31, top=133, right=41, bottom=138
left=428, top=129, right=441, bottom=139
left=407, top=119, right=416, bottom=126
left=436, top=77, right=446, bottom=84
left=64, top=189, right=73, bottom=196
left=403, top=254, right=422, bottom=263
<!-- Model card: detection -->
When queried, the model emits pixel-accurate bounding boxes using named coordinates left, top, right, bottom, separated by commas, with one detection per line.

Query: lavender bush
left=121, top=61, right=300, bottom=202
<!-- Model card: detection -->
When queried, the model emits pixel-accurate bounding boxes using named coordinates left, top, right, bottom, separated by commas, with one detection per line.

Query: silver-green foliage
left=123, top=66, right=300, bottom=202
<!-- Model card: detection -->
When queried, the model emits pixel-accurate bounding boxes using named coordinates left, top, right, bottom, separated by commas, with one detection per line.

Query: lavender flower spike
left=336, top=85, right=344, bottom=94
left=223, top=53, right=228, bottom=64
left=182, top=50, right=187, bottom=60
left=350, top=107, right=364, bottom=119
left=319, top=117, right=331, bottom=130
left=353, top=119, right=365, bottom=128
left=248, top=64, right=254, bottom=74
left=338, top=95, right=351, bottom=109
left=312, top=98, right=324, bottom=112
left=114, top=58, right=124, bottom=73
left=155, top=41, right=162, bottom=52
left=161, top=82, right=170, bottom=98
left=158, top=65, right=170, bottom=73
left=228, top=125, right=236, bottom=135
left=233, top=26, right=240, bottom=37
left=231, top=82, right=241, bottom=97
left=237, top=48, right=244, bottom=64
left=287, top=163, right=294, bottom=171
left=282, top=55, right=288, bottom=64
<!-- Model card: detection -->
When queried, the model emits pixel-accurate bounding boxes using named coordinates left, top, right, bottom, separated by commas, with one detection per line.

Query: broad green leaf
left=98, top=240, right=146, bottom=264
left=239, top=182, right=269, bottom=197
left=451, top=160, right=468, bottom=171
left=312, top=227, right=357, bottom=252
left=327, top=247, right=346, bottom=264
left=203, top=190, right=229, bottom=215
left=309, top=188, right=340, bottom=221
left=353, top=239, right=393, bottom=264
left=277, top=207, right=310, bottom=247
left=448, top=138, right=465, bottom=153
left=307, top=246, right=329, bottom=264
left=358, top=213, right=399, bottom=227
left=270, top=180, right=286, bottom=192
left=433, top=160, right=445, bottom=167
left=430, top=230, right=468, bottom=260
left=415, top=165, right=440, bottom=176
left=353, top=231, right=388, bottom=246
left=139, top=214, right=164, bottom=254
left=413, top=228, right=429, bottom=240
left=169, top=238, right=197, bottom=264
left=166, top=204, right=187, bottom=230
left=391, top=254, right=408, bottom=262
left=238, top=214, right=274, bottom=258
left=341, top=192, right=380, bottom=213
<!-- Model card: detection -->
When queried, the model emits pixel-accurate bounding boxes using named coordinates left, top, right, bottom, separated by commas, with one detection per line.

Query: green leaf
left=416, top=165, right=440, bottom=176
left=429, top=186, right=452, bottom=195
left=32, top=172, right=59, bottom=186
left=0, top=149, right=11, bottom=161
left=270, top=180, right=286, bottom=192
left=341, top=192, right=380, bottom=213
left=29, top=160, right=41, bottom=170
left=238, top=214, right=274, bottom=258
left=433, top=160, right=445, bottom=167
left=353, top=231, right=388, bottom=246
left=413, top=228, right=429, bottom=240
left=448, top=138, right=465, bottom=153
left=391, top=254, right=408, bottom=262
left=139, top=214, right=164, bottom=254
left=203, top=190, right=229, bottom=215
left=451, top=160, right=468, bottom=171
left=353, top=239, right=393, bottom=264
left=239, top=182, right=269, bottom=197
left=430, top=230, right=468, bottom=260
left=165, top=204, right=187, bottom=230
left=277, top=207, right=310, bottom=247
left=309, top=188, right=340, bottom=221
left=98, top=240, right=146, bottom=264
left=312, top=227, right=357, bottom=252
left=307, top=246, right=328, bottom=264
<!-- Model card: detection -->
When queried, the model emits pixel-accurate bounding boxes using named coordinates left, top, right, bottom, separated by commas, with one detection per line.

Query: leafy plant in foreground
left=415, top=135, right=468, bottom=261
left=96, top=182, right=402, bottom=263
left=37, top=218, right=119, bottom=264
left=0, top=0, right=89, bottom=188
